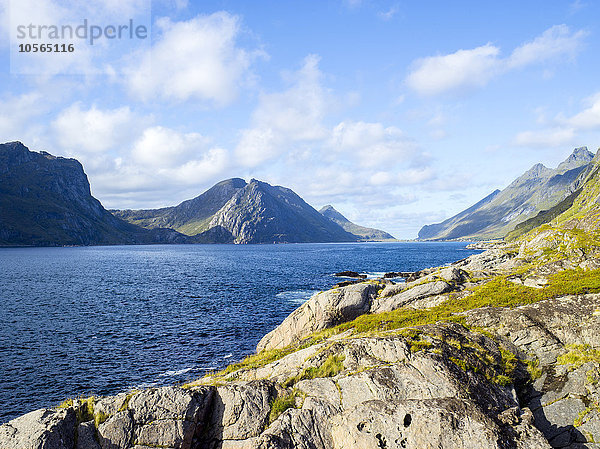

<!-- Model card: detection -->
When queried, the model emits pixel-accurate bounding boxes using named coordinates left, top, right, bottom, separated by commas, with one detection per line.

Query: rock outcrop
left=1, top=321, right=556, bottom=449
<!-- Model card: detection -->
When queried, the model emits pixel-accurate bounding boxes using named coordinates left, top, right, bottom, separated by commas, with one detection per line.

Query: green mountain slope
left=319, top=205, right=395, bottom=240
left=418, top=147, right=594, bottom=241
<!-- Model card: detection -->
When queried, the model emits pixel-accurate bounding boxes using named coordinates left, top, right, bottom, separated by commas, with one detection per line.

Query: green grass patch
left=558, top=344, right=600, bottom=370
left=525, top=359, right=542, bottom=381
left=268, top=390, right=299, bottom=424
left=283, top=354, right=346, bottom=387
left=192, top=267, right=600, bottom=387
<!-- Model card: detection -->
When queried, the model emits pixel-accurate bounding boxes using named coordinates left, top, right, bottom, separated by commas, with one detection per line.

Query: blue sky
left=1, top=0, right=599, bottom=238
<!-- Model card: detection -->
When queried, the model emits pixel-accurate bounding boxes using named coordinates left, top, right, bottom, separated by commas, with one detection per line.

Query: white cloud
left=131, top=126, right=211, bottom=168
left=508, top=25, right=587, bottom=68
left=406, top=25, right=586, bottom=96
left=235, top=127, right=278, bottom=167
left=514, top=92, right=600, bottom=148
left=235, top=54, right=329, bottom=167
left=378, top=6, right=399, bottom=21
left=329, top=120, right=419, bottom=167
left=167, top=148, right=229, bottom=182
left=406, top=44, right=500, bottom=96
left=52, top=103, right=138, bottom=153
left=563, top=92, right=600, bottom=130
left=513, top=127, right=575, bottom=148
left=125, top=12, right=262, bottom=105
left=0, top=92, right=45, bottom=139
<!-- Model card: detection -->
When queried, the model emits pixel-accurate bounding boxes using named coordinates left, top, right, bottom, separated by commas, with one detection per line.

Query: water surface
left=0, top=242, right=479, bottom=422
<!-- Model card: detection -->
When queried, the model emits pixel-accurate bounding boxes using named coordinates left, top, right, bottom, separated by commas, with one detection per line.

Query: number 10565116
left=18, top=43, right=74, bottom=52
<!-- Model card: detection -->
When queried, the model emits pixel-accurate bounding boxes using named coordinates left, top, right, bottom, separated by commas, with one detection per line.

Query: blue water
left=0, top=242, right=479, bottom=423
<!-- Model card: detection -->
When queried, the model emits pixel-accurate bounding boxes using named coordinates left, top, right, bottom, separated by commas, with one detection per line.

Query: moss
left=500, top=348, right=518, bottom=377
left=57, top=398, right=74, bottom=409
left=557, top=344, right=600, bottom=370
left=409, top=340, right=432, bottom=353
left=330, top=268, right=600, bottom=339
left=449, top=357, right=469, bottom=372
left=446, top=338, right=462, bottom=350
left=118, top=391, right=138, bottom=412
left=574, top=403, right=600, bottom=427
left=284, top=354, right=346, bottom=387
left=492, top=374, right=513, bottom=386
left=525, top=358, right=543, bottom=381
left=94, top=411, right=109, bottom=427
left=187, top=264, right=600, bottom=388
left=268, top=390, right=300, bottom=424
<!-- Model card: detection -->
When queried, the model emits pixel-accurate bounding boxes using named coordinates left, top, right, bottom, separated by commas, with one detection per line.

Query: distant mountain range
left=0, top=142, right=393, bottom=246
left=114, top=179, right=394, bottom=244
left=318, top=205, right=394, bottom=240
left=418, top=147, right=595, bottom=241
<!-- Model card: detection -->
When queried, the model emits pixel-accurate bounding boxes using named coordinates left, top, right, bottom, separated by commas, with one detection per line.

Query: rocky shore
left=3, top=226, right=600, bottom=448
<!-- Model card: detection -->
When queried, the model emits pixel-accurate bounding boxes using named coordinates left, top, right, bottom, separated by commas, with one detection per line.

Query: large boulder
left=257, top=282, right=382, bottom=352
left=96, top=386, right=213, bottom=449
left=215, top=323, right=551, bottom=449
left=0, top=408, right=76, bottom=449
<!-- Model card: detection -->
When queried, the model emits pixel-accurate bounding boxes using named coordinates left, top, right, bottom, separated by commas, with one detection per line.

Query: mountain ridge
left=114, top=179, right=394, bottom=244
left=318, top=204, right=395, bottom=240
left=0, top=142, right=388, bottom=246
left=418, top=146, right=595, bottom=241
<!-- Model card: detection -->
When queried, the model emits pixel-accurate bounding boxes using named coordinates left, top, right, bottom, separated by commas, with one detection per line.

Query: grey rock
left=372, top=280, right=452, bottom=312
left=0, top=408, right=76, bottom=449
left=77, top=421, right=101, bottom=449
left=95, top=386, right=214, bottom=449
left=257, top=282, right=380, bottom=352
left=207, top=380, right=276, bottom=442
left=97, top=411, right=134, bottom=449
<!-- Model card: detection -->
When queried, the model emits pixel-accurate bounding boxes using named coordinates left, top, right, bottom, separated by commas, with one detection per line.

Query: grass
left=268, top=390, right=300, bottom=424
left=525, top=359, right=542, bottom=381
left=176, top=228, right=600, bottom=387
left=283, top=354, right=345, bottom=387
left=190, top=266, right=600, bottom=387
left=57, top=396, right=110, bottom=428
left=331, top=268, right=600, bottom=337
left=574, top=402, right=600, bottom=427
left=557, top=344, right=600, bottom=370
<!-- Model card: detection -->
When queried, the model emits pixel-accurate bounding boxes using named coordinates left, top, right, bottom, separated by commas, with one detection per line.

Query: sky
left=1, top=0, right=600, bottom=239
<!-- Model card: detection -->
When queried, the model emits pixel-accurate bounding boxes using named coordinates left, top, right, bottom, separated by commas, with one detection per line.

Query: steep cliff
left=0, top=142, right=188, bottom=246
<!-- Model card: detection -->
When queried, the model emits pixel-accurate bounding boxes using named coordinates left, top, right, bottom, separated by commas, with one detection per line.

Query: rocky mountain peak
left=556, top=146, right=594, bottom=173
left=523, top=162, right=551, bottom=178
left=319, top=205, right=350, bottom=223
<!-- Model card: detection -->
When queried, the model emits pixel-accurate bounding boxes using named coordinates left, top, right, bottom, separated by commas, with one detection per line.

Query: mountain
left=0, top=142, right=189, bottom=246
left=318, top=205, right=395, bottom=240
left=115, top=179, right=359, bottom=244
left=418, top=146, right=595, bottom=241
left=114, top=178, right=247, bottom=236
left=541, top=150, right=600, bottom=233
